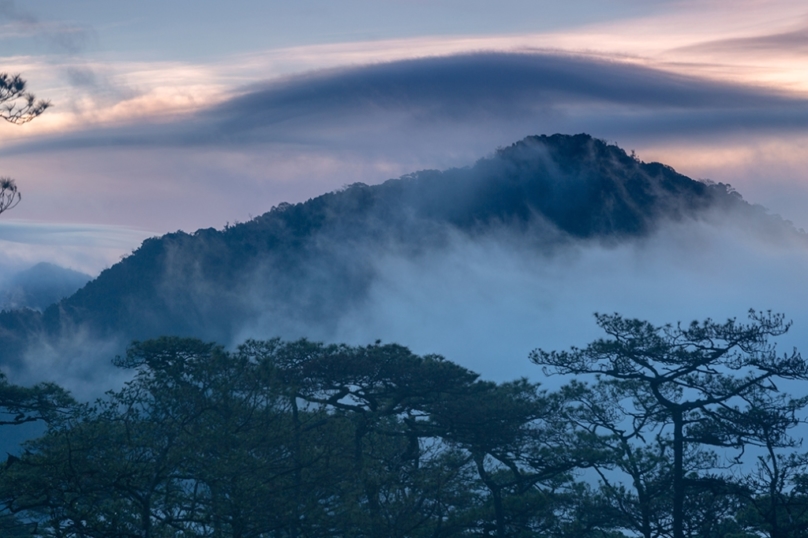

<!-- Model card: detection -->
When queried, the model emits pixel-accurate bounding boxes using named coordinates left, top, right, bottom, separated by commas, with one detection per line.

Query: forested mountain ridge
left=0, top=134, right=791, bottom=369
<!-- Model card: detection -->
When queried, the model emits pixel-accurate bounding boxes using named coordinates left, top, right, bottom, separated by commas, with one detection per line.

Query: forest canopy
left=1, top=311, right=808, bottom=538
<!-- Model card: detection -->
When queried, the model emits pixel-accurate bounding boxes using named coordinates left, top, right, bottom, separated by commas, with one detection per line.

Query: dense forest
left=3, top=310, right=808, bottom=538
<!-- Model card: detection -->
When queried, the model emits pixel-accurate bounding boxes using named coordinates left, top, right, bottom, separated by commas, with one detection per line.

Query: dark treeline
left=3, top=311, right=808, bottom=537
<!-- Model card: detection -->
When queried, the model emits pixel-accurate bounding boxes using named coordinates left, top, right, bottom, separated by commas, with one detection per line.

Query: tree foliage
left=531, top=310, right=808, bottom=538
left=0, top=73, right=50, bottom=125
left=0, top=177, right=21, bottom=214
left=2, top=311, right=808, bottom=537
left=0, top=72, right=50, bottom=216
left=0, top=372, right=73, bottom=426
left=1, top=338, right=597, bottom=537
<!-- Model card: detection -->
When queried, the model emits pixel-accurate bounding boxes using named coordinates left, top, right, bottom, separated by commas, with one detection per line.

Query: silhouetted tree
left=5, top=319, right=808, bottom=537
left=426, top=378, right=601, bottom=537
left=531, top=310, right=808, bottom=538
left=258, top=338, right=600, bottom=536
left=564, top=379, right=675, bottom=538
left=0, top=73, right=50, bottom=215
left=725, top=391, right=808, bottom=538
left=0, top=372, right=72, bottom=427
left=0, top=177, right=21, bottom=215
left=0, top=336, right=607, bottom=537
left=1, top=74, right=49, bottom=125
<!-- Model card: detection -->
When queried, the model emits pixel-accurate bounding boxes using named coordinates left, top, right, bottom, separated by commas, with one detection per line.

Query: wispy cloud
left=317, top=215, right=808, bottom=382
left=8, top=52, right=808, bottom=154
left=676, top=24, right=808, bottom=55
left=0, top=220, right=156, bottom=275
left=4, top=2, right=808, bottom=140
left=1, top=0, right=808, bottom=241
left=4, top=51, right=808, bottom=235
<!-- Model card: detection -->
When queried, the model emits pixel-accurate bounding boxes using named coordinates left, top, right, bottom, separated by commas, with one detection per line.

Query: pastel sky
left=2, top=0, right=808, bottom=274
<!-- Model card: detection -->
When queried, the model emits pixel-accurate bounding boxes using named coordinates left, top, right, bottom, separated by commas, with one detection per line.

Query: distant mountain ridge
left=0, top=134, right=795, bottom=371
left=0, top=263, right=91, bottom=312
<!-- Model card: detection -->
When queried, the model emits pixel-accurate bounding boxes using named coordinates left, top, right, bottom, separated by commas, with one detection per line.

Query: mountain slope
left=0, top=263, right=92, bottom=312
left=0, top=134, right=790, bottom=370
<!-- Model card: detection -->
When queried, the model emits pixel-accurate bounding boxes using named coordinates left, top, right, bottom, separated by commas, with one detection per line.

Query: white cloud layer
left=249, top=210, right=808, bottom=384
left=0, top=220, right=156, bottom=275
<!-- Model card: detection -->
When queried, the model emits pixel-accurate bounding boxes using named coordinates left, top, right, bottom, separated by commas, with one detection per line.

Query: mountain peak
left=0, top=134, right=792, bottom=373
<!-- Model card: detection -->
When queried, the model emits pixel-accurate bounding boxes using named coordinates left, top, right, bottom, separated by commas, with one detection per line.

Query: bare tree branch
left=0, top=72, right=50, bottom=215
left=0, top=177, right=21, bottom=215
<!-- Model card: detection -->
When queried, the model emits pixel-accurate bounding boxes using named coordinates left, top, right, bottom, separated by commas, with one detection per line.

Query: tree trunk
left=623, top=438, right=653, bottom=538
left=768, top=438, right=781, bottom=538
left=672, top=410, right=684, bottom=538
left=474, top=454, right=506, bottom=538
left=290, top=395, right=302, bottom=538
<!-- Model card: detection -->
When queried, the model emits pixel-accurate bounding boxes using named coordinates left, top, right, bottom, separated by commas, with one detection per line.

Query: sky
left=0, top=0, right=807, bottom=397
left=1, top=0, right=808, bottom=275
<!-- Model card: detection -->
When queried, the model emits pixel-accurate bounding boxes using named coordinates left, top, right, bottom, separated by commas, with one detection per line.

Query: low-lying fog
left=12, top=202, right=805, bottom=398
left=2, top=175, right=808, bottom=476
left=250, top=206, right=808, bottom=385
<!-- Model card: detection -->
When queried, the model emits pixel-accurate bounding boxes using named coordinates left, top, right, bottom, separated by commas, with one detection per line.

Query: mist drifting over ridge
left=0, top=263, right=91, bottom=312
left=2, top=133, right=807, bottom=394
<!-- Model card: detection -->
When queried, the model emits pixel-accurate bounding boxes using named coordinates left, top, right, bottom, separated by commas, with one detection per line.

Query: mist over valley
left=0, top=262, right=90, bottom=312
left=2, top=133, right=806, bottom=393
